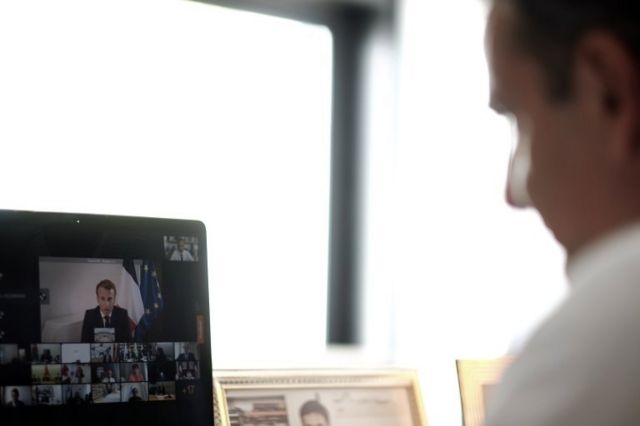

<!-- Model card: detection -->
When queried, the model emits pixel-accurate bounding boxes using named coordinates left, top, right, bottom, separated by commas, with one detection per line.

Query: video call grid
left=0, top=341, right=201, bottom=406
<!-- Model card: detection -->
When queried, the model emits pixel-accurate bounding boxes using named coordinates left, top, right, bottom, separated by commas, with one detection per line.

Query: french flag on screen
left=121, top=259, right=145, bottom=336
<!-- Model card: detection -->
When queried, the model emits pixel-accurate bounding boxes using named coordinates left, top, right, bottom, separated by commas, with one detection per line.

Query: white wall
left=40, top=259, right=125, bottom=325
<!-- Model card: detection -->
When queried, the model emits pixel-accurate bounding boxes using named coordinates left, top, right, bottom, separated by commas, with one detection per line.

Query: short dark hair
left=300, top=400, right=329, bottom=423
left=499, top=0, right=640, bottom=100
left=96, top=279, right=117, bottom=296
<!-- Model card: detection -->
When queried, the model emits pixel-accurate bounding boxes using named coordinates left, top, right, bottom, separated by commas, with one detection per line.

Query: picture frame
left=456, top=357, right=513, bottom=426
left=214, top=369, right=427, bottom=426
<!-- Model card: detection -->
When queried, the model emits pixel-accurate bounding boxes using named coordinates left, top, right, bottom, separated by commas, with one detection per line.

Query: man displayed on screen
left=66, top=389, right=87, bottom=406
left=176, top=361, right=199, bottom=380
left=128, top=387, right=143, bottom=402
left=176, top=343, right=196, bottom=362
left=8, top=388, right=25, bottom=407
left=101, top=368, right=117, bottom=384
left=81, top=280, right=132, bottom=343
left=40, top=349, right=53, bottom=364
left=155, top=346, right=169, bottom=363
left=169, top=238, right=195, bottom=262
left=127, top=364, right=145, bottom=382
left=300, top=400, right=330, bottom=426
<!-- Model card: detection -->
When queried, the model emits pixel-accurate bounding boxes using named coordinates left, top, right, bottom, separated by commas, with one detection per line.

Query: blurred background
left=0, top=0, right=567, bottom=424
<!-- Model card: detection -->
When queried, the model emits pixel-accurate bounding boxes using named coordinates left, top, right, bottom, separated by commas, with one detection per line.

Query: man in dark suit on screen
left=81, top=279, right=132, bottom=342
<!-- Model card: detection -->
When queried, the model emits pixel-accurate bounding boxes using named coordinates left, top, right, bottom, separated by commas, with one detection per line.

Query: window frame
left=191, top=0, right=395, bottom=345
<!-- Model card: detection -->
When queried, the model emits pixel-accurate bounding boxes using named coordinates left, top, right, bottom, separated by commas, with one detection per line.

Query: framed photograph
left=214, top=369, right=427, bottom=426
left=456, top=358, right=513, bottom=426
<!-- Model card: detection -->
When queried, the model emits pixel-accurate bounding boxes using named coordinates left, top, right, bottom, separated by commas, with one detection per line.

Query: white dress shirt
left=170, top=248, right=194, bottom=261
left=485, top=223, right=640, bottom=426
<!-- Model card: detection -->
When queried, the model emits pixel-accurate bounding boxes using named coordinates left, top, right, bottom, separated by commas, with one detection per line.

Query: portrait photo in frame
left=214, top=369, right=427, bottom=426
left=456, top=357, right=513, bottom=426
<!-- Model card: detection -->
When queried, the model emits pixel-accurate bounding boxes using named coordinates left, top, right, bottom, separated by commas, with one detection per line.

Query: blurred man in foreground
left=485, top=1, right=640, bottom=424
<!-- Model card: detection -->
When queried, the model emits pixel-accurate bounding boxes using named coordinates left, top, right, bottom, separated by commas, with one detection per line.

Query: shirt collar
left=566, top=222, right=640, bottom=288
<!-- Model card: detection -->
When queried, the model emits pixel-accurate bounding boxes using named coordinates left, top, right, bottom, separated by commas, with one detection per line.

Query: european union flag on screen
left=134, top=260, right=163, bottom=341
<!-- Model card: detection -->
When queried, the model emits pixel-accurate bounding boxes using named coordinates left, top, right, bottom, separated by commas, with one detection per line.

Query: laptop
left=0, top=210, right=213, bottom=426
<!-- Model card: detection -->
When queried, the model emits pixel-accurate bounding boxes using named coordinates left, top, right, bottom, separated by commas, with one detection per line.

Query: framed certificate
left=456, top=358, right=513, bottom=426
left=214, top=369, right=427, bottom=426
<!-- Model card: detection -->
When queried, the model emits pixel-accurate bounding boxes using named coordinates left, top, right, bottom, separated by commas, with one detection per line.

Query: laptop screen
left=0, top=210, right=212, bottom=426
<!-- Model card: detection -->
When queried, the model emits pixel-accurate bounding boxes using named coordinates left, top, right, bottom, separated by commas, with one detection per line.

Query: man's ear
left=574, top=32, right=640, bottom=163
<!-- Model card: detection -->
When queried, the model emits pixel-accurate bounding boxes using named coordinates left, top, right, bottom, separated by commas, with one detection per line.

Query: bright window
left=0, top=0, right=333, bottom=365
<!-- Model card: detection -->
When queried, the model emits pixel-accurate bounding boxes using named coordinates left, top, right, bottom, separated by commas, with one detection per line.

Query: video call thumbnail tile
left=92, top=383, right=121, bottom=404
left=0, top=344, right=27, bottom=365
left=31, top=364, right=62, bottom=384
left=120, top=362, right=147, bottom=382
left=149, top=381, right=175, bottom=401
left=92, top=363, right=120, bottom=384
left=3, top=385, right=32, bottom=406
left=32, top=384, right=63, bottom=405
left=90, top=343, right=118, bottom=363
left=63, top=384, right=91, bottom=405
left=174, top=342, right=198, bottom=361
left=121, top=382, right=148, bottom=402
left=61, top=363, right=90, bottom=384
left=148, top=361, right=176, bottom=383
left=31, top=343, right=61, bottom=364
left=151, top=342, right=175, bottom=361
left=176, top=361, right=199, bottom=380
left=61, top=343, right=90, bottom=363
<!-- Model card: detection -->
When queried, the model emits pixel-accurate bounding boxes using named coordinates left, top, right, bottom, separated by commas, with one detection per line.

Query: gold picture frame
left=456, top=358, right=513, bottom=426
left=214, top=369, right=427, bottom=426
